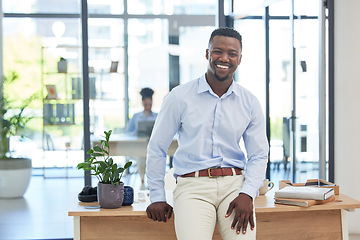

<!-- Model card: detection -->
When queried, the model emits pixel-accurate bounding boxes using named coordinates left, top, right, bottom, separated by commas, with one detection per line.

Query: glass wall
left=127, top=0, right=216, bottom=15
left=3, top=16, right=83, bottom=176
left=127, top=18, right=169, bottom=117
left=179, top=26, right=213, bottom=84
left=234, top=20, right=266, bottom=111
left=2, top=0, right=330, bottom=183
left=233, top=0, right=324, bottom=183
left=1, top=0, right=216, bottom=178
left=87, top=18, right=125, bottom=136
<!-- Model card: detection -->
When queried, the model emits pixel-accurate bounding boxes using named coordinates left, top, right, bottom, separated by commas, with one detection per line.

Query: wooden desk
left=92, top=134, right=178, bottom=157
left=69, top=191, right=360, bottom=240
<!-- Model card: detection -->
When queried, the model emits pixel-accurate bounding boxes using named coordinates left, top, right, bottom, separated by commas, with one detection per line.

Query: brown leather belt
left=179, top=167, right=243, bottom=178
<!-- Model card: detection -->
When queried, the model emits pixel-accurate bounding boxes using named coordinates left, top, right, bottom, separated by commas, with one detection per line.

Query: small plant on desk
left=77, top=130, right=132, bottom=208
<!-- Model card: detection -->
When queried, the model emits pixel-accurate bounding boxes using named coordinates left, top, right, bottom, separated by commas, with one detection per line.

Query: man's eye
left=213, top=51, right=221, bottom=54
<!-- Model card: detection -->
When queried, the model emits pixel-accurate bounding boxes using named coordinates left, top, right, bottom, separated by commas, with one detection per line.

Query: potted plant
left=0, top=71, right=35, bottom=198
left=77, top=130, right=132, bottom=208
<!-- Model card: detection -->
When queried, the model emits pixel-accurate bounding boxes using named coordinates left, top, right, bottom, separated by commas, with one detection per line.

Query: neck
left=144, top=110, right=151, bottom=117
left=205, top=73, right=233, bottom=97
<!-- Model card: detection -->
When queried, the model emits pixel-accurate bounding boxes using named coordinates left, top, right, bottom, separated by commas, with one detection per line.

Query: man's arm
left=227, top=97, right=269, bottom=234
left=240, top=96, right=269, bottom=199
left=146, top=90, right=180, bottom=221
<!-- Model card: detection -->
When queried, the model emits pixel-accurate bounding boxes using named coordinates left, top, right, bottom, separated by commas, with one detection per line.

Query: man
left=146, top=27, right=269, bottom=240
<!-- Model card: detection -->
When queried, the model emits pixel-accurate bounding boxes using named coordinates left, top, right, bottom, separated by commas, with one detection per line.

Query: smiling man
left=146, top=27, right=269, bottom=240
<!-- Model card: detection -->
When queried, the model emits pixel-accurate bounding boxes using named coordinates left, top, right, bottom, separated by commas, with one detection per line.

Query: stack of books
left=274, top=186, right=335, bottom=207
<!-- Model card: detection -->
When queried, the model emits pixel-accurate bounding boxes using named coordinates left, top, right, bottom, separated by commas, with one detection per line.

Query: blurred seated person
left=126, top=88, right=158, bottom=135
left=126, top=87, right=157, bottom=189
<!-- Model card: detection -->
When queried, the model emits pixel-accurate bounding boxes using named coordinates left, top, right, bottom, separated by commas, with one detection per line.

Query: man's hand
left=146, top=202, right=173, bottom=223
left=225, top=193, right=254, bottom=234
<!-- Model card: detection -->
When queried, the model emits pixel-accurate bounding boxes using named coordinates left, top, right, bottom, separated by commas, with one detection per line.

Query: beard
left=214, top=72, right=229, bottom=82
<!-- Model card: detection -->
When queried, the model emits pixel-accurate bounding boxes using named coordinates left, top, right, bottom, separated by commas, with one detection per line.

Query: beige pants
left=173, top=174, right=256, bottom=240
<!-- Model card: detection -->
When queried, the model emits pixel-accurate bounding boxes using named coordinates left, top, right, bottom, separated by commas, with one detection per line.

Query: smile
left=216, top=64, right=230, bottom=69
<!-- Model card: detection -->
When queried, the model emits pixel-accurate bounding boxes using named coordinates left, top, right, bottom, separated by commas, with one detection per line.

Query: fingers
left=232, top=213, right=252, bottom=235
left=225, top=202, right=234, bottom=218
left=230, top=212, right=239, bottom=230
left=228, top=205, right=253, bottom=234
left=167, top=206, right=173, bottom=220
left=237, top=214, right=247, bottom=234
left=249, top=212, right=255, bottom=231
left=146, top=203, right=173, bottom=223
left=157, top=210, right=166, bottom=222
left=227, top=194, right=255, bottom=234
left=146, top=208, right=152, bottom=220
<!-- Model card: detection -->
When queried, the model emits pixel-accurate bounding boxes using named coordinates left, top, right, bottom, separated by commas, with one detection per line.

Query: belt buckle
left=208, top=167, right=219, bottom=178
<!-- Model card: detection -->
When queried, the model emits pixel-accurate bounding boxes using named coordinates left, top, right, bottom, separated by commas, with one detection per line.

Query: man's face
left=206, top=35, right=242, bottom=82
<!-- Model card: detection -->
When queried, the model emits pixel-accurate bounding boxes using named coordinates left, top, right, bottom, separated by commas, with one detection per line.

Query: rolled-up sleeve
left=146, top=90, right=181, bottom=203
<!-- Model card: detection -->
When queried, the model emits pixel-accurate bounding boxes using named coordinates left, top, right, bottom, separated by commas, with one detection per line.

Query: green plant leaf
left=111, top=164, right=117, bottom=172
left=93, top=146, right=102, bottom=152
left=77, top=162, right=86, bottom=168
left=108, top=158, right=113, bottom=166
left=114, top=167, right=121, bottom=176
left=99, top=161, right=107, bottom=169
left=124, top=161, right=132, bottom=169
left=103, top=173, right=110, bottom=183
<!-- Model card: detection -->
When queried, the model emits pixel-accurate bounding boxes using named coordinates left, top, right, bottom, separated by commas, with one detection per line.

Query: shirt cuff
left=149, top=188, right=166, bottom=203
left=239, top=184, right=258, bottom=200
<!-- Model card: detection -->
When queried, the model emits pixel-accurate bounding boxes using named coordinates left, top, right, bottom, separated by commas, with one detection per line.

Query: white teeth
left=217, top=65, right=229, bottom=69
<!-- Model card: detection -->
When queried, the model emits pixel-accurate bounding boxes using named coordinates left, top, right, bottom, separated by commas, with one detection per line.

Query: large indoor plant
left=0, top=71, right=35, bottom=198
left=77, top=130, right=132, bottom=208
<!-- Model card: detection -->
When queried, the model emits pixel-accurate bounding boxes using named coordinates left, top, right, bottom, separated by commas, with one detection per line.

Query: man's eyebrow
left=211, top=47, right=240, bottom=55
left=212, top=47, right=239, bottom=52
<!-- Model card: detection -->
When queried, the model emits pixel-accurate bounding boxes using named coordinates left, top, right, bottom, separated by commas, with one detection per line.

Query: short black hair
left=140, top=87, right=154, bottom=100
left=208, top=27, right=242, bottom=49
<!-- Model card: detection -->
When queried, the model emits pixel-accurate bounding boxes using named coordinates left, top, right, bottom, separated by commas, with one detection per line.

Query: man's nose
left=219, top=53, right=229, bottom=61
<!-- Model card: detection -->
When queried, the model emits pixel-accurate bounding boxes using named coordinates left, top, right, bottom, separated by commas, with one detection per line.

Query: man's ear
left=238, top=53, right=242, bottom=65
left=205, top=49, right=209, bottom=60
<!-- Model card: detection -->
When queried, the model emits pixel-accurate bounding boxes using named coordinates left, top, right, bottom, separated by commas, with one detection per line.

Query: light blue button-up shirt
left=146, top=74, right=269, bottom=203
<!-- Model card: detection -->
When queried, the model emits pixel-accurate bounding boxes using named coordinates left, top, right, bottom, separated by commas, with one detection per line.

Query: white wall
left=335, top=0, right=360, bottom=234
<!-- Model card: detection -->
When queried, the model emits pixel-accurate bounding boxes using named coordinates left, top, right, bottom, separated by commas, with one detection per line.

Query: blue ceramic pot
left=123, top=186, right=134, bottom=206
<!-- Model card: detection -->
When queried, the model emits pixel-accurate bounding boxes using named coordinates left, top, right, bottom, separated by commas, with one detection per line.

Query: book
left=275, top=195, right=336, bottom=207
left=274, top=186, right=335, bottom=200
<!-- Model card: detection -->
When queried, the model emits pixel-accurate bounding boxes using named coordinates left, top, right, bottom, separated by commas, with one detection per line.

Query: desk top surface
left=92, top=134, right=178, bottom=142
left=68, top=190, right=360, bottom=217
left=92, top=134, right=149, bottom=142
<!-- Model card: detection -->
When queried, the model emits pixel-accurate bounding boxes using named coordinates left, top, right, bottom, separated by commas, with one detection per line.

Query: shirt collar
left=198, top=74, right=238, bottom=98
left=197, top=74, right=211, bottom=94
